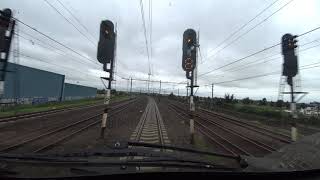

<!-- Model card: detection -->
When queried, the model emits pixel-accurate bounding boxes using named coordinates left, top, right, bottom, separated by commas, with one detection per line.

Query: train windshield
left=1, top=0, right=320, bottom=178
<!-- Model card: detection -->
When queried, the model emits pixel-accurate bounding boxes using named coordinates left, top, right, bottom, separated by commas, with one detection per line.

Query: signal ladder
left=277, top=74, right=302, bottom=102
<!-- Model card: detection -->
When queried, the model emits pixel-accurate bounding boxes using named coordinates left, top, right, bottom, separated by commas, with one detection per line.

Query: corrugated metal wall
left=2, top=63, right=65, bottom=104
left=63, top=83, right=97, bottom=100
left=1, top=63, right=97, bottom=104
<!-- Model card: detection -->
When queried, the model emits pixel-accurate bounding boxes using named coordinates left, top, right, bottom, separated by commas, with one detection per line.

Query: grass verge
left=0, top=94, right=130, bottom=117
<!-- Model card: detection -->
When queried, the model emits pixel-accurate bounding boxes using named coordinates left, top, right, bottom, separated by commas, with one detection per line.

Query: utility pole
left=186, top=82, right=189, bottom=98
left=159, top=80, right=161, bottom=95
left=147, top=73, right=151, bottom=94
left=130, top=77, right=132, bottom=95
left=211, top=83, right=214, bottom=108
left=211, top=83, right=214, bottom=99
left=178, top=88, right=179, bottom=97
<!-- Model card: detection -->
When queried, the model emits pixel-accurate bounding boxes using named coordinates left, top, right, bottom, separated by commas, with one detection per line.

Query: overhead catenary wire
left=115, top=74, right=187, bottom=85
left=139, top=0, right=151, bottom=74
left=223, top=38, right=320, bottom=73
left=12, top=17, right=99, bottom=66
left=201, top=60, right=320, bottom=86
left=55, top=0, right=97, bottom=42
left=227, top=40, right=320, bottom=72
left=149, top=0, right=153, bottom=74
left=298, top=26, right=320, bottom=37
left=17, top=32, right=60, bottom=53
left=207, top=38, right=320, bottom=78
left=199, top=25, right=320, bottom=78
left=17, top=32, right=101, bottom=68
left=201, top=0, right=280, bottom=64
left=199, top=43, right=280, bottom=77
left=3, top=15, right=101, bottom=88
left=204, top=0, right=295, bottom=62
left=18, top=51, right=101, bottom=79
left=20, top=31, right=66, bottom=54
left=43, top=0, right=96, bottom=47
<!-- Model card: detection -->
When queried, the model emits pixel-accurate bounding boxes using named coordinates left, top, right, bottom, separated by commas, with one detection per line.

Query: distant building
left=310, top=102, right=320, bottom=108
left=1, top=63, right=97, bottom=105
left=63, top=83, right=97, bottom=101
left=299, top=106, right=320, bottom=116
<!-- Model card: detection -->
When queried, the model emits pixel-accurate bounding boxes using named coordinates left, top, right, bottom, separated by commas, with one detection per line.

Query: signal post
left=281, top=33, right=299, bottom=141
left=97, top=20, right=116, bottom=139
left=182, top=29, right=199, bottom=144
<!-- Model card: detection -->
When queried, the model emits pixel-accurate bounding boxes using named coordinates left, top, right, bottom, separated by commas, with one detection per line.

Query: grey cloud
left=2, top=0, right=320, bottom=102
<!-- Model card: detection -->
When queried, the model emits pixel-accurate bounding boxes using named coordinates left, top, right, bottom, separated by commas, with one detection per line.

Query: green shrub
left=234, top=104, right=284, bottom=119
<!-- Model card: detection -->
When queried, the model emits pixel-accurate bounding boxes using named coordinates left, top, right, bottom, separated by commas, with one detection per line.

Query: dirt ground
left=45, top=97, right=148, bottom=153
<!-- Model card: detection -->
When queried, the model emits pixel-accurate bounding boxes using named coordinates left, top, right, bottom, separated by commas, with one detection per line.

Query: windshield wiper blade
left=0, top=151, right=239, bottom=170
left=127, top=157, right=238, bottom=170
left=128, top=141, right=239, bottom=159
left=0, top=141, right=239, bottom=161
left=0, top=152, right=229, bottom=168
left=0, top=142, right=247, bottom=169
left=127, top=141, right=248, bottom=168
left=0, top=158, right=237, bottom=171
left=0, top=153, right=88, bottom=162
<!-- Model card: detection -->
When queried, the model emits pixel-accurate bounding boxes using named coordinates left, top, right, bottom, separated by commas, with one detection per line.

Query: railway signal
left=281, top=33, right=298, bottom=85
left=97, top=20, right=116, bottom=139
left=281, top=33, right=299, bottom=142
left=182, top=28, right=199, bottom=144
left=97, top=20, right=115, bottom=65
left=0, top=8, right=15, bottom=95
left=182, top=29, right=197, bottom=75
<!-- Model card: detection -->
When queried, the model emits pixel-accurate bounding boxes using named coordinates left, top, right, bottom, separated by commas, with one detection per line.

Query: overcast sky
left=2, top=0, right=320, bottom=102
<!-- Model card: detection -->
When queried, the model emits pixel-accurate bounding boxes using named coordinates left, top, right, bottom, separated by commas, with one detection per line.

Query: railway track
left=126, top=97, right=171, bottom=171
left=130, top=97, right=170, bottom=146
left=169, top=103, right=282, bottom=157
left=168, top=105, right=249, bottom=156
left=171, top=100, right=291, bottom=143
left=0, top=101, right=105, bottom=123
left=0, top=98, right=132, bottom=123
left=198, top=108, right=292, bottom=143
left=0, top=99, right=137, bottom=153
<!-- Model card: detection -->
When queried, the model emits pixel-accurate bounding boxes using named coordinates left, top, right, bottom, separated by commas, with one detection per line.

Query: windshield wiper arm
left=0, top=141, right=240, bottom=161
left=0, top=157, right=237, bottom=171
left=0, top=141, right=248, bottom=170
left=127, top=141, right=238, bottom=159
left=127, top=141, right=248, bottom=168
left=0, top=153, right=231, bottom=168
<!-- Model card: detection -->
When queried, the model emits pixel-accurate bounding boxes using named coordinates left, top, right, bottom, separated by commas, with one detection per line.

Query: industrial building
left=63, top=83, right=98, bottom=101
left=1, top=63, right=97, bottom=105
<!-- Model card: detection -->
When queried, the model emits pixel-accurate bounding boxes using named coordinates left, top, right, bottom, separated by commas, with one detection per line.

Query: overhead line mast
left=0, top=8, right=15, bottom=96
